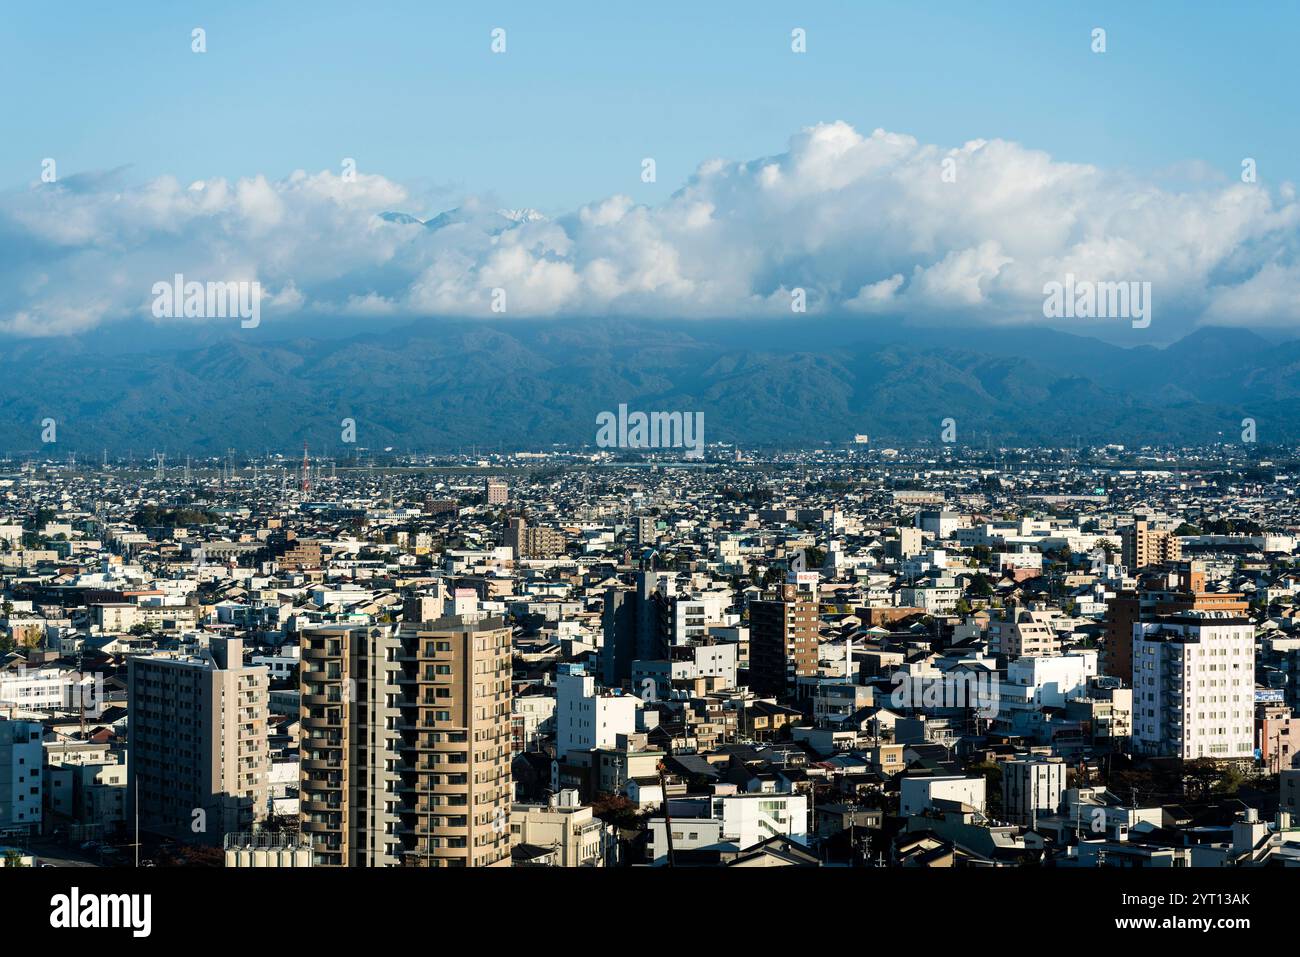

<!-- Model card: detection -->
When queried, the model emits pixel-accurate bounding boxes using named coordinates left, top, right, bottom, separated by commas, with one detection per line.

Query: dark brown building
left=748, top=577, right=819, bottom=697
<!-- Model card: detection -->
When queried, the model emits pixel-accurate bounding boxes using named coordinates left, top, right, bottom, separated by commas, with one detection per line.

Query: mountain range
left=0, top=319, right=1295, bottom=454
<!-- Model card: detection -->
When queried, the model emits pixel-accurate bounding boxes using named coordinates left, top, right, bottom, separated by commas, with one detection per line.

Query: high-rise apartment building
left=504, top=517, right=565, bottom=559
left=633, top=515, right=657, bottom=547
left=398, top=616, right=513, bottom=866
left=1121, top=520, right=1181, bottom=570
left=600, top=571, right=672, bottom=687
left=299, top=617, right=513, bottom=867
left=748, top=573, right=819, bottom=697
left=485, top=479, right=508, bottom=505
left=127, top=637, right=268, bottom=841
left=1132, top=611, right=1255, bottom=760
left=299, top=624, right=402, bottom=867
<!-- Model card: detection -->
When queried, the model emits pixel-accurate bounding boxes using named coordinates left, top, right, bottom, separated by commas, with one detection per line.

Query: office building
left=556, top=665, right=641, bottom=760
left=510, top=789, right=615, bottom=867
left=0, top=719, right=43, bottom=836
left=1132, top=611, right=1254, bottom=760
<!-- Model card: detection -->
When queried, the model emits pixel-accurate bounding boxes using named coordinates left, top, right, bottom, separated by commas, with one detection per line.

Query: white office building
left=1132, top=612, right=1255, bottom=760
left=0, top=720, right=44, bottom=835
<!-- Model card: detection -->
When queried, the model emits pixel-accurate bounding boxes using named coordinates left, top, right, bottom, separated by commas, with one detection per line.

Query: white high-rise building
left=1132, top=611, right=1255, bottom=760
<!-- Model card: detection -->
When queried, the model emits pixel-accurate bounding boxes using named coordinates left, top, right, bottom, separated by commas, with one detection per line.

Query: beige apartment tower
left=398, top=617, right=513, bottom=867
left=1121, top=520, right=1181, bottom=570
left=299, top=625, right=402, bottom=866
left=299, top=617, right=513, bottom=867
left=127, top=637, right=268, bottom=842
left=504, top=517, right=565, bottom=560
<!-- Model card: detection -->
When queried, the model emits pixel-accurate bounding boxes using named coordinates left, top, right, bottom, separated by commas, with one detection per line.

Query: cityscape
left=0, top=444, right=1297, bottom=873
left=4, top=0, right=1297, bottom=939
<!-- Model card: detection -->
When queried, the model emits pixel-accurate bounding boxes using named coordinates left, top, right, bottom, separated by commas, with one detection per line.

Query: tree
left=590, top=792, right=644, bottom=831
left=805, top=546, right=827, bottom=568
left=1180, top=759, right=1243, bottom=801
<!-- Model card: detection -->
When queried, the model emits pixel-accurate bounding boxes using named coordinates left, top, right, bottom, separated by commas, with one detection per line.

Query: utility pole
left=657, top=761, right=675, bottom=867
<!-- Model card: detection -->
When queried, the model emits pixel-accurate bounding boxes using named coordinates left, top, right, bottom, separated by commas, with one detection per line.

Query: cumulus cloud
left=3, top=121, right=1299, bottom=336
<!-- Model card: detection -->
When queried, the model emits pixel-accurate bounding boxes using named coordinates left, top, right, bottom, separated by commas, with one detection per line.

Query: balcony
left=302, top=752, right=344, bottom=769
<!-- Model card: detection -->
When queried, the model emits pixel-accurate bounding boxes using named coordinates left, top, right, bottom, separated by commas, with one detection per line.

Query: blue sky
left=2, top=2, right=1298, bottom=343
left=3, top=1, right=1294, bottom=211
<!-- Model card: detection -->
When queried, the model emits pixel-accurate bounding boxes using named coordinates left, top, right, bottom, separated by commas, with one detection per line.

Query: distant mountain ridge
left=0, top=321, right=1294, bottom=453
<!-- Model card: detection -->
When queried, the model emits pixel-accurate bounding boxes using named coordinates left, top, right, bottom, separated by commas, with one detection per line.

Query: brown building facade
left=748, top=577, right=819, bottom=697
left=398, top=617, right=513, bottom=867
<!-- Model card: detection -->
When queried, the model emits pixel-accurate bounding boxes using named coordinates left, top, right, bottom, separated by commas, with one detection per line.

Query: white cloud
left=3, top=121, right=1299, bottom=336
